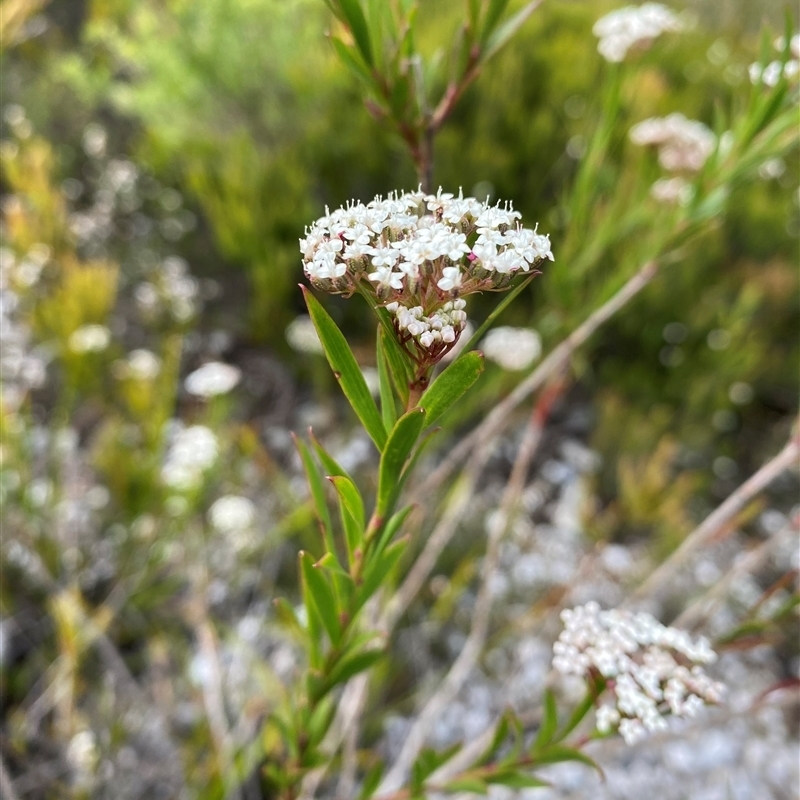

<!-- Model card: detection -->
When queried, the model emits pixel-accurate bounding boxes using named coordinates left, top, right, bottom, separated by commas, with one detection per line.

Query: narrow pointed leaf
left=339, top=0, right=374, bottom=66
left=483, top=0, right=542, bottom=61
left=309, top=430, right=353, bottom=483
left=489, top=772, right=549, bottom=789
left=481, top=0, right=511, bottom=43
left=420, top=351, right=484, bottom=425
left=330, top=35, right=375, bottom=86
left=302, top=286, right=386, bottom=449
left=377, top=407, right=426, bottom=515
left=300, top=551, right=342, bottom=646
left=323, top=645, right=384, bottom=692
left=329, top=475, right=366, bottom=565
left=357, top=537, right=409, bottom=611
left=273, top=597, right=305, bottom=640
left=358, top=761, right=385, bottom=799
left=374, top=504, right=413, bottom=556
left=533, top=745, right=604, bottom=776
left=293, top=434, right=334, bottom=549
left=533, top=689, right=559, bottom=749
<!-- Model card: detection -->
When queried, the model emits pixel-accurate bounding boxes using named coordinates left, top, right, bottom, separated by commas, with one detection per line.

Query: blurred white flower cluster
left=208, top=495, right=256, bottom=535
left=300, top=188, right=551, bottom=362
left=135, top=257, right=199, bottom=324
left=749, top=34, right=800, bottom=87
left=593, top=3, right=683, bottom=63
left=0, top=247, right=49, bottom=410
left=630, top=113, right=716, bottom=204
left=161, top=424, right=219, bottom=490
left=285, top=315, right=324, bottom=354
left=553, top=602, right=725, bottom=746
left=184, top=361, right=241, bottom=398
left=481, top=326, right=542, bottom=371
left=630, top=114, right=716, bottom=172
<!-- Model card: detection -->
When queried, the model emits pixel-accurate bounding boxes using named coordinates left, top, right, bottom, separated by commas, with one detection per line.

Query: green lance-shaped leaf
left=533, top=689, right=559, bottom=749
left=355, top=537, right=409, bottom=613
left=338, top=0, right=374, bottom=66
left=322, top=639, right=385, bottom=695
left=444, top=777, right=488, bottom=794
left=376, top=407, right=427, bottom=516
left=374, top=503, right=413, bottom=558
left=292, top=433, right=335, bottom=553
left=329, top=475, right=366, bottom=566
left=483, top=0, right=543, bottom=62
left=488, top=772, right=550, bottom=789
left=358, top=761, right=385, bottom=800
left=307, top=695, right=337, bottom=749
left=300, top=551, right=342, bottom=647
left=533, top=745, right=604, bottom=777
left=480, top=0, right=512, bottom=44
left=330, top=35, right=375, bottom=87
left=419, top=351, right=484, bottom=426
left=411, top=743, right=461, bottom=791
left=302, top=286, right=387, bottom=449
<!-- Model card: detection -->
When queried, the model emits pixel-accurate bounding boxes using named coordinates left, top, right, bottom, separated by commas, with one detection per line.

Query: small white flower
left=68, top=324, right=111, bottom=353
left=437, top=266, right=463, bottom=292
left=368, top=265, right=404, bottom=290
left=184, top=362, right=241, bottom=398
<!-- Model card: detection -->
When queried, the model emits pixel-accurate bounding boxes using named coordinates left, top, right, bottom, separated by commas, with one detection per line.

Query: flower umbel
left=300, top=188, right=552, bottom=368
left=553, top=602, right=725, bottom=746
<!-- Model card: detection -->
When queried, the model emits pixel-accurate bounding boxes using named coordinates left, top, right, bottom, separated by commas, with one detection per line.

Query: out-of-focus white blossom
left=208, top=495, right=256, bottom=534
left=650, top=176, right=692, bottom=204
left=481, top=327, right=542, bottom=371
left=285, top=315, right=324, bottom=354
left=630, top=114, right=716, bottom=172
left=749, top=59, right=799, bottom=88
left=593, top=3, right=683, bottom=63
left=184, top=362, right=241, bottom=398
left=553, top=602, right=725, bottom=746
left=300, top=188, right=551, bottom=363
left=161, top=424, right=218, bottom=490
left=68, top=324, right=111, bottom=353
left=122, top=349, right=162, bottom=380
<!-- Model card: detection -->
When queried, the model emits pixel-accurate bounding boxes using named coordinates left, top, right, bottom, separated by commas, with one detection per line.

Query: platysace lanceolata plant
left=301, top=188, right=552, bottom=402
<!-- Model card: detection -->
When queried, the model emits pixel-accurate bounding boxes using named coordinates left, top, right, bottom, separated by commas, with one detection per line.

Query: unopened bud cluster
left=553, top=602, right=725, bottom=746
left=300, top=189, right=552, bottom=362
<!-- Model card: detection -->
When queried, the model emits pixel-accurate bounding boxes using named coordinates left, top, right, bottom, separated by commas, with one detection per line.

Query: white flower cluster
left=161, top=424, right=218, bottom=490
left=749, top=34, right=800, bottom=87
left=481, top=326, right=542, bottom=371
left=114, top=349, right=162, bottom=381
left=300, top=188, right=551, bottom=360
left=553, top=602, right=725, bottom=746
left=630, top=113, right=716, bottom=172
left=184, top=361, right=241, bottom=398
left=593, top=3, right=683, bottom=63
